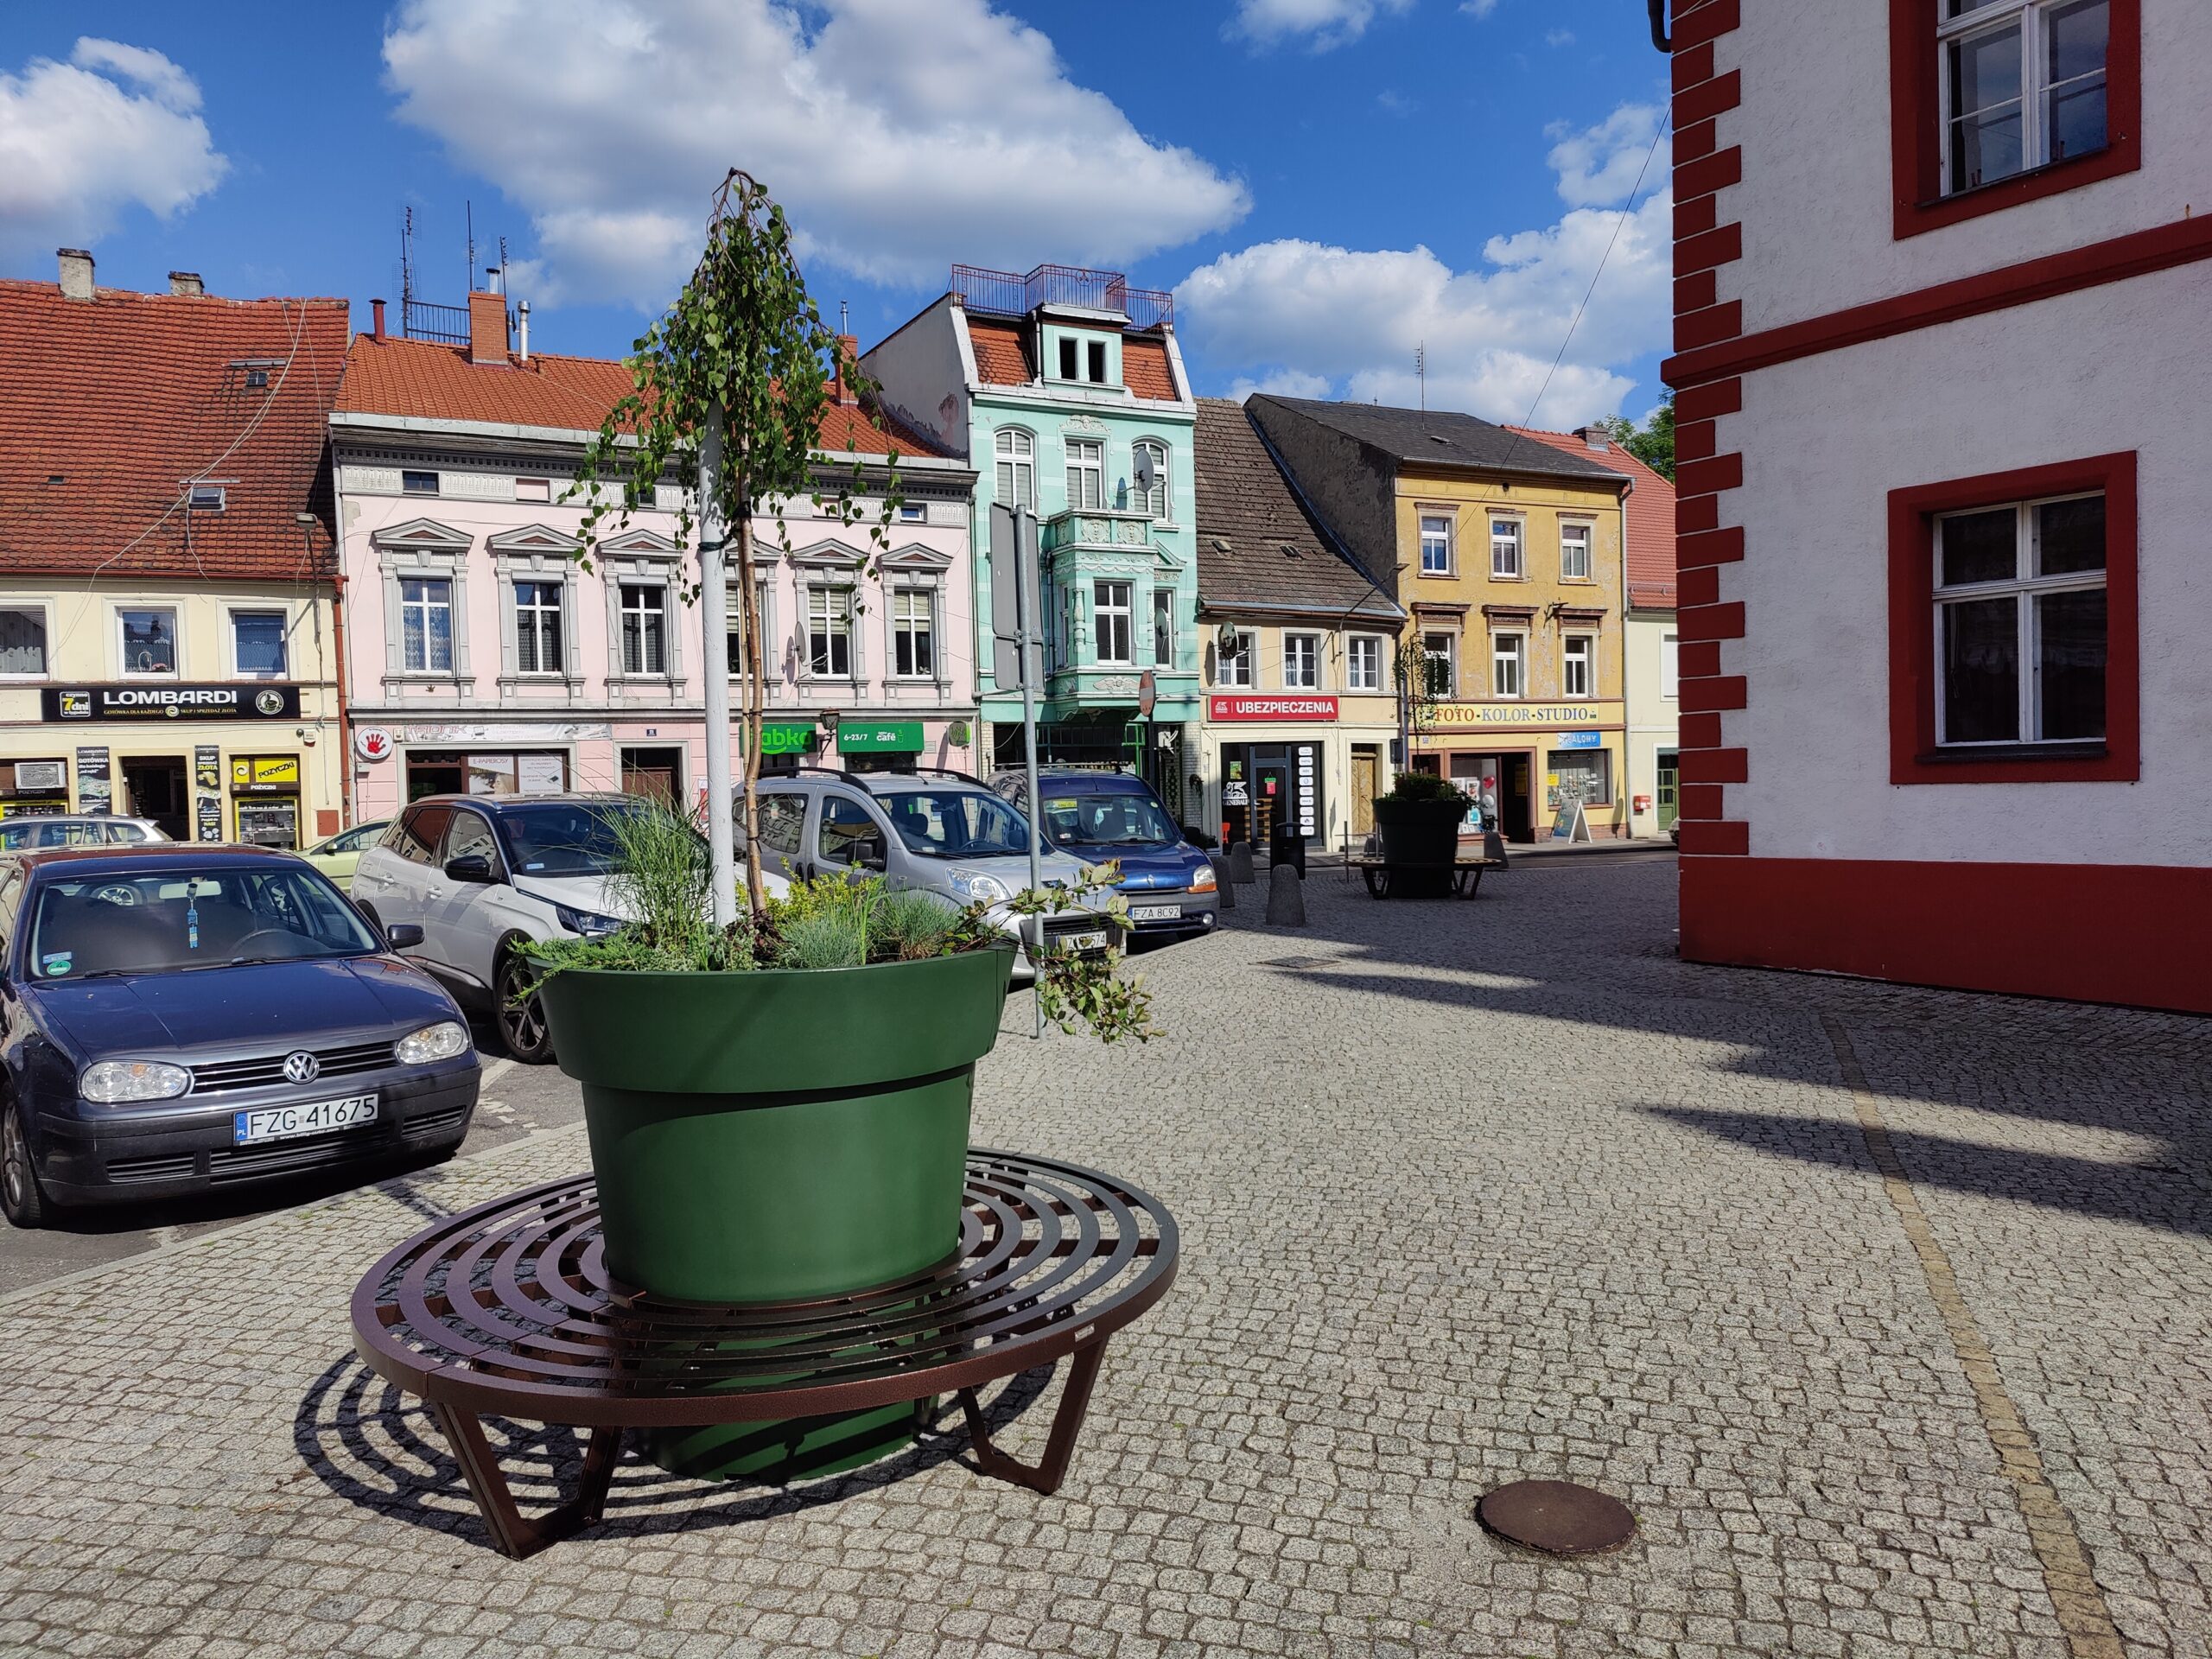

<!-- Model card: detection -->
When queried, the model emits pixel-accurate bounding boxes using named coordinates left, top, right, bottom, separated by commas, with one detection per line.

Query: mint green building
left=863, top=265, right=1200, bottom=817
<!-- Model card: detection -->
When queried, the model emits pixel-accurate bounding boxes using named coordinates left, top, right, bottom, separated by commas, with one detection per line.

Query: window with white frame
left=1093, top=580, right=1132, bottom=664
left=1152, top=588, right=1175, bottom=667
left=1421, top=630, right=1456, bottom=699
left=1934, top=491, right=2106, bottom=746
left=0, top=607, right=46, bottom=677
left=401, top=578, right=453, bottom=672
left=232, top=611, right=288, bottom=677
left=1420, top=513, right=1453, bottom=575
left=1217, top=627, right=1253, bottom=687
left=892, top=586, right=936, bottom=678
left=118, top=607, right=179, bottom=676
left=1491, top=632, right=1525, bottom=698
left=1347, top=634, right=1382, bottom=691
left=805, top=585, right=855, bottom=678
left=1057, top=586, right=1076, bottom=674
left=1065, top=439, right=1104, bottom=512
left=1282, top=632, right=1320, bottom=690
left=513, top=580, right=564, bottom=675
left=1562, top=633, right=1594, bottom=698
left=1661, top=632, right=1680, bottom=700
left=1491, top=518, right=1524, bottom=579
left=1560, top=520, right=1593, bottom=582
left=1940, top=0, right=2108, bottom=196
left=725, top=582, right=771, bottom=677
left=620, top=583, right=667, bottom=675
left=1132, top=440, right=1170, bottom=520
left=993, top=429, right=1035, bottom=511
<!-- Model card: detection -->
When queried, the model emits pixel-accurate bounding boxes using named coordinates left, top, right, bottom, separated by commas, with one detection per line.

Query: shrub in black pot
left=1370, top=772, right=1471, bottom=893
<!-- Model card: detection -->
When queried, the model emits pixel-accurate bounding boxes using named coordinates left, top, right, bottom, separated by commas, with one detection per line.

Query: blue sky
left=0, top=1, right=1673, bottom=428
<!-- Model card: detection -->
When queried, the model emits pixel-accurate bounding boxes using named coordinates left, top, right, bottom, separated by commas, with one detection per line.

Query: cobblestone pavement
left=2, top=853, right=2208, bottom=1658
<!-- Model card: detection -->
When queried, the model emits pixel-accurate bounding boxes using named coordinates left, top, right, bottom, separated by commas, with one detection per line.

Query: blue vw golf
left=0, top=843, right=479, bottom=1228
left=992, top=769, right=1220, bottom=942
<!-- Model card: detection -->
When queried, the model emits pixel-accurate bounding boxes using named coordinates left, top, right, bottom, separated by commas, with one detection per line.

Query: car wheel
left=495, top=951, right=556, bottom=1065
left=1, top=1097, right=48, bottom=1230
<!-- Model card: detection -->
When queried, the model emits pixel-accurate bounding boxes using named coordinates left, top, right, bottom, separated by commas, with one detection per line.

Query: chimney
left=833, top=333, right=860, bottom=405
left=467, top=289, right=510, bottom=365
left=517, top=299, right=531, bottom=364
left=168, top=271, right=204, bottom=297
left=56, top=248, right=93, bottom=301
left=371, top=298, right=386, bottom=340
left=1577, top=423, right=1611, bottom=452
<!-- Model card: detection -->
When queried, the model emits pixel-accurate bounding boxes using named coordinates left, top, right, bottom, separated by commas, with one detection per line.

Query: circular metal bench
left=351, top=1149, right=1179, bottom=1558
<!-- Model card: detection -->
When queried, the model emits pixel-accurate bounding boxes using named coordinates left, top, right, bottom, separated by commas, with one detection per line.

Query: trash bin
left=1268, top=824, right=1306, bottom=875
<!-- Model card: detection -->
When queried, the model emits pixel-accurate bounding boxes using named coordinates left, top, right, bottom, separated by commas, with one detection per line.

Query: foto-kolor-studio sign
left=41, top=683, right=302, bottom=722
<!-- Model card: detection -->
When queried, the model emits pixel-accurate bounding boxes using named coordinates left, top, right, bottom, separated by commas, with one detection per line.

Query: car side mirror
left=443, top=855, right=499, bottom=885
left=385, top=922, right=425, bottom=950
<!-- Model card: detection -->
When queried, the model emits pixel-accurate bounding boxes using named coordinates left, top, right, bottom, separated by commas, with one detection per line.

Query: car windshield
left=1039, top=791, right=1180, bottom=849
left=25, top=866, right=383, bottom=981
left=877, top=790, right=1031, bottom=859
left=495, top=801, right=643, bottom=876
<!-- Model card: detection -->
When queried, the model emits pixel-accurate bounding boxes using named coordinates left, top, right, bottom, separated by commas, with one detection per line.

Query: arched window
left=1131, top=439, right=1170, bottom=520
left=993, top=429, right=1035, bottom=512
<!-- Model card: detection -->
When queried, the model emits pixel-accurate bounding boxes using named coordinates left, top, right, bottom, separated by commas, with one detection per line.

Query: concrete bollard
left=1265, top=862, right=1306, bottom=927
left=1210, top=853, right=1236, bottom=910
left=1228, top=841, right=1255, bottom=885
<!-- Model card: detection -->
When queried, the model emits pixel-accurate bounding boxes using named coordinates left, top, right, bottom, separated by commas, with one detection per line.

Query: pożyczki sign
left=1208, top=695, right=1339, bottom=721
left=41, top=683, right=302, bottom=722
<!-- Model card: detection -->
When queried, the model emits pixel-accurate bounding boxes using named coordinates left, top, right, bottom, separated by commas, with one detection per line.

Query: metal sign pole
left=1015, top=505, right=1045, bottom=1039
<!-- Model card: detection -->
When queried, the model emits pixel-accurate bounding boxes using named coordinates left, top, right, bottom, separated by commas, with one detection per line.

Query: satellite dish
left=1214, top=621, right=1242, bottom=657
left=1135, top=449, right=1159, bottom=491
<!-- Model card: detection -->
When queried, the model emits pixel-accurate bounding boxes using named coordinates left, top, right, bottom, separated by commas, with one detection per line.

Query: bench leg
left=431, top=1403, right=623, bottom=1560
left=957, top=1337, right=1109, bottom=1497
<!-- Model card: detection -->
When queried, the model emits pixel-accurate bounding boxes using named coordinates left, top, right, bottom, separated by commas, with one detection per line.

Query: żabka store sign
left=1208, top=695, right=1338, bottom=722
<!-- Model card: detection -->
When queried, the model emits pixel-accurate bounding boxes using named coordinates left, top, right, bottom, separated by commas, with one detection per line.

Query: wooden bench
left=1344, top=850, right=1506, bottom=899
left=351, top=1151, right=1179, bottom=1558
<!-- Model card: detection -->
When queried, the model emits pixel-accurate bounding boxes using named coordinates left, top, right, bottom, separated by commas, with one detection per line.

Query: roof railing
left=949, top=263, right=1173, bottom=330
left=401, top=298, right=470, bottom=346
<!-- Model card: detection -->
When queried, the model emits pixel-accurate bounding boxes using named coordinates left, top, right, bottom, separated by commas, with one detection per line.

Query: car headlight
left=397, top=1021, right=471, bottom=1065
left=950, top=871, right=1009, bottom=904
left=1188, top=862, right=1217, bottom=893
left=80, top=1059, right=190, bottom=1103
left=552, top=902, right=623, bottom=938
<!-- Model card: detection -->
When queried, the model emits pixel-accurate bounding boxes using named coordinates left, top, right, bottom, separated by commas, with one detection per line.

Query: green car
left=304, top=819, right=389, bottom=893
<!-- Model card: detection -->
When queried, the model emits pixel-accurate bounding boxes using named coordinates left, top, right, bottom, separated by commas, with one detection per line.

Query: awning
left=837, top=720, right=924, bottom=754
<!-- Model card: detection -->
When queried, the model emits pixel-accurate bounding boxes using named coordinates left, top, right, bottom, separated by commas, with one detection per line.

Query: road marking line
left=480, top=1057, right=517, bottom=1089
left=1822, top=1014, right=2125, bottom=1659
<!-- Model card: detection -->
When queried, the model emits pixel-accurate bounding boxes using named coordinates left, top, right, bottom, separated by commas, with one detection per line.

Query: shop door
left=1250, top=749, right=1291, bottom=854
left=120, top=757, right=188, bottom=841
left=1500, top=754, right=1535, bottom=843
left=1656, top=750, right=1680, bottom=831
left=620, top=746, right=683, bottom=805
left=1350, top=747, right=1378, bottom=838
left=1450, top=754, right=1498, bottom=838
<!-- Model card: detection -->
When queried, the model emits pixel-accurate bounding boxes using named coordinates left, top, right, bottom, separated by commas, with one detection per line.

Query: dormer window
left=1058, top=338, right=1079, bottom=379
left=188, top=483, right=226, bottom=512
left=1088, top=340, right=1108, bottom=383
left=245, top=368, right=270, bottom=390
left=1053, top=334, right=1114, bottom=385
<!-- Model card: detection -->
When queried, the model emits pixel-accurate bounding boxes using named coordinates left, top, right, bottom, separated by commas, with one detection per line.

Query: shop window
left=1347, top=635, right=1382, bottom=691
left=1491, top=632, right=1525, bottom=698
left=805, top=586, right=855, bottom=678
left=118, top=607, right=178, bottom=676
left=1560, top=522, right=1592, bottom=582
left=0, top=607, right=48, bottom=676
left=1548, top=748, right=1612, bottom=808
left=1421, top=631, right=1456, bottom=698
left=514, top=580, right=565, bottom=675
left=620, top=583, right=667, bottom=675
left=401, top=578, right=454, bottom=672
left=1282, top=632, right=1320, bottom=690
left=1562, top=634, right=1594, bottom=699
left=1094, top=581, right=1133, bottom=664
left=1888, top=451, right=2135, bottom=783
left=892, top=586, right=936, bottom=678
left=1065, top=439, right=1104, bottom=512
left=232, top=611, right=288, bottom=677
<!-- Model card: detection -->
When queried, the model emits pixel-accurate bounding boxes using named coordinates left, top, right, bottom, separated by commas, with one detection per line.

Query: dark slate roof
left=1193, top=398, right=1402, bottom=619
left=1248, top=394, right=1630, bottom=483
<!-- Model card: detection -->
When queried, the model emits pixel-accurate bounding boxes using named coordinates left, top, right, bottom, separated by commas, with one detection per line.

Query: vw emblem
left=283, top=1050, right=321, bottom=1084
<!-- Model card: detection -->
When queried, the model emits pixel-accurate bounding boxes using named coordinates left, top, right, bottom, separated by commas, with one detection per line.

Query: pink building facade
left=330, top=306, right=977, bottom=822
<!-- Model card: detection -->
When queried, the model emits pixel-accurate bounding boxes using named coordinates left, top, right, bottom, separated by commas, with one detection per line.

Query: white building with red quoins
left=1660, top=0, right=2212, bottom=1014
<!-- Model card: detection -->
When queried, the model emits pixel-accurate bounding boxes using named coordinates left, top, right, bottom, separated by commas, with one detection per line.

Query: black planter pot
left=1370, top=798, right=1466, bottom=895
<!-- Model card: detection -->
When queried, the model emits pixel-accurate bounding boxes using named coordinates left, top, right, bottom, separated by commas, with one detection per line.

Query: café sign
left=1427, top=700, right=1620, bottom=729
left=42, top=683, right=301, bottom=722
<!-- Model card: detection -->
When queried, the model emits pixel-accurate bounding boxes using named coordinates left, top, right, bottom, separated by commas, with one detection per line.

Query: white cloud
left=1178, top=102, right=1672, bottom=430
left=1228, top=0, right=1414, bottom=51
left=0, top=38, right=226, bottom=260
left=384, top=0, right=1249, bottom=310
left=1546, top=102, right=1666, bottom=207
left=1545, top=28, right=1575, bottom=47
left=1459, top=0, right=1501, bottom=17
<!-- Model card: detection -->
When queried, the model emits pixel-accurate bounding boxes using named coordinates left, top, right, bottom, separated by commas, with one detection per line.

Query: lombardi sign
left=41, top=683, right=302, bottom=722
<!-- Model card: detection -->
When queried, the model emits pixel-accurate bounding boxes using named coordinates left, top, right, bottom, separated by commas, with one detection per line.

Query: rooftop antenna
left=400, top=207, right=417, bottom=313
left=1416, top=342, right=1427, bottom=412
left=465, top=200, right=475, bottom=294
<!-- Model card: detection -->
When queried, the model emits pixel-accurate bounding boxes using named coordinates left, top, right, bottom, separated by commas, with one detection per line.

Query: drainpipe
left=1619, top=477, right=1635, bottom=841
left=331, top=571, right=353, bottom=828
left=1648, top=0, right=1670, bottom=51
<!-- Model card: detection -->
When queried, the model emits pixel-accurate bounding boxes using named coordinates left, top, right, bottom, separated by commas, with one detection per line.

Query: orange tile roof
left=336, top=334, right=940, bottom=458
left=0, top=279, right=347, bottom=581
left=1507, top=425, right=1678, bottom=608
left=967, top=320, right=1032, bottom=386
left=1122, top=336, right=1178, bottom=401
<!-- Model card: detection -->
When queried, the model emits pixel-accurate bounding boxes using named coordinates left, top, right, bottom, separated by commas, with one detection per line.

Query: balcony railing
left=1042, top=506, right=1159, bottom=555
left=401, top=298, right=471, bottom=346
left=949, top=263, right=1173, bottom=329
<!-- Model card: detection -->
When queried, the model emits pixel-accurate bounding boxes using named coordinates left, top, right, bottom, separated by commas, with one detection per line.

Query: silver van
left=741, top=769, right=1114, bottom=982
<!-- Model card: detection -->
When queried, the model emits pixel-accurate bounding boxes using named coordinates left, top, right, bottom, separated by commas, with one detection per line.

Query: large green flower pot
left=537, top=944, right=1015, bottom=1483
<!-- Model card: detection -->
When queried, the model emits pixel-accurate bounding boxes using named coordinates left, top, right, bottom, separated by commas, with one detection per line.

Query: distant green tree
left=1602, top=391, right=1675, bottom=480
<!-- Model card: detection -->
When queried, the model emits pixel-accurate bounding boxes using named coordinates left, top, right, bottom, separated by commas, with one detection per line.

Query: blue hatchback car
left=992, top=770, right=1220, bottom=941
left=0, top=843, right=480, bottom=1228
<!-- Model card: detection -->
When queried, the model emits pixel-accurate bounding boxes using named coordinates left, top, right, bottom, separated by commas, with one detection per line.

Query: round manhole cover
left=1476, top=1480, right=1637, bottom=1555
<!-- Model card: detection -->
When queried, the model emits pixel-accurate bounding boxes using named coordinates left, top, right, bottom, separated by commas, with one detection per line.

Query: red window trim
left=1889, top=0, right=2141, bottom=240
left=1887, top=452, right=2137, bottom=785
